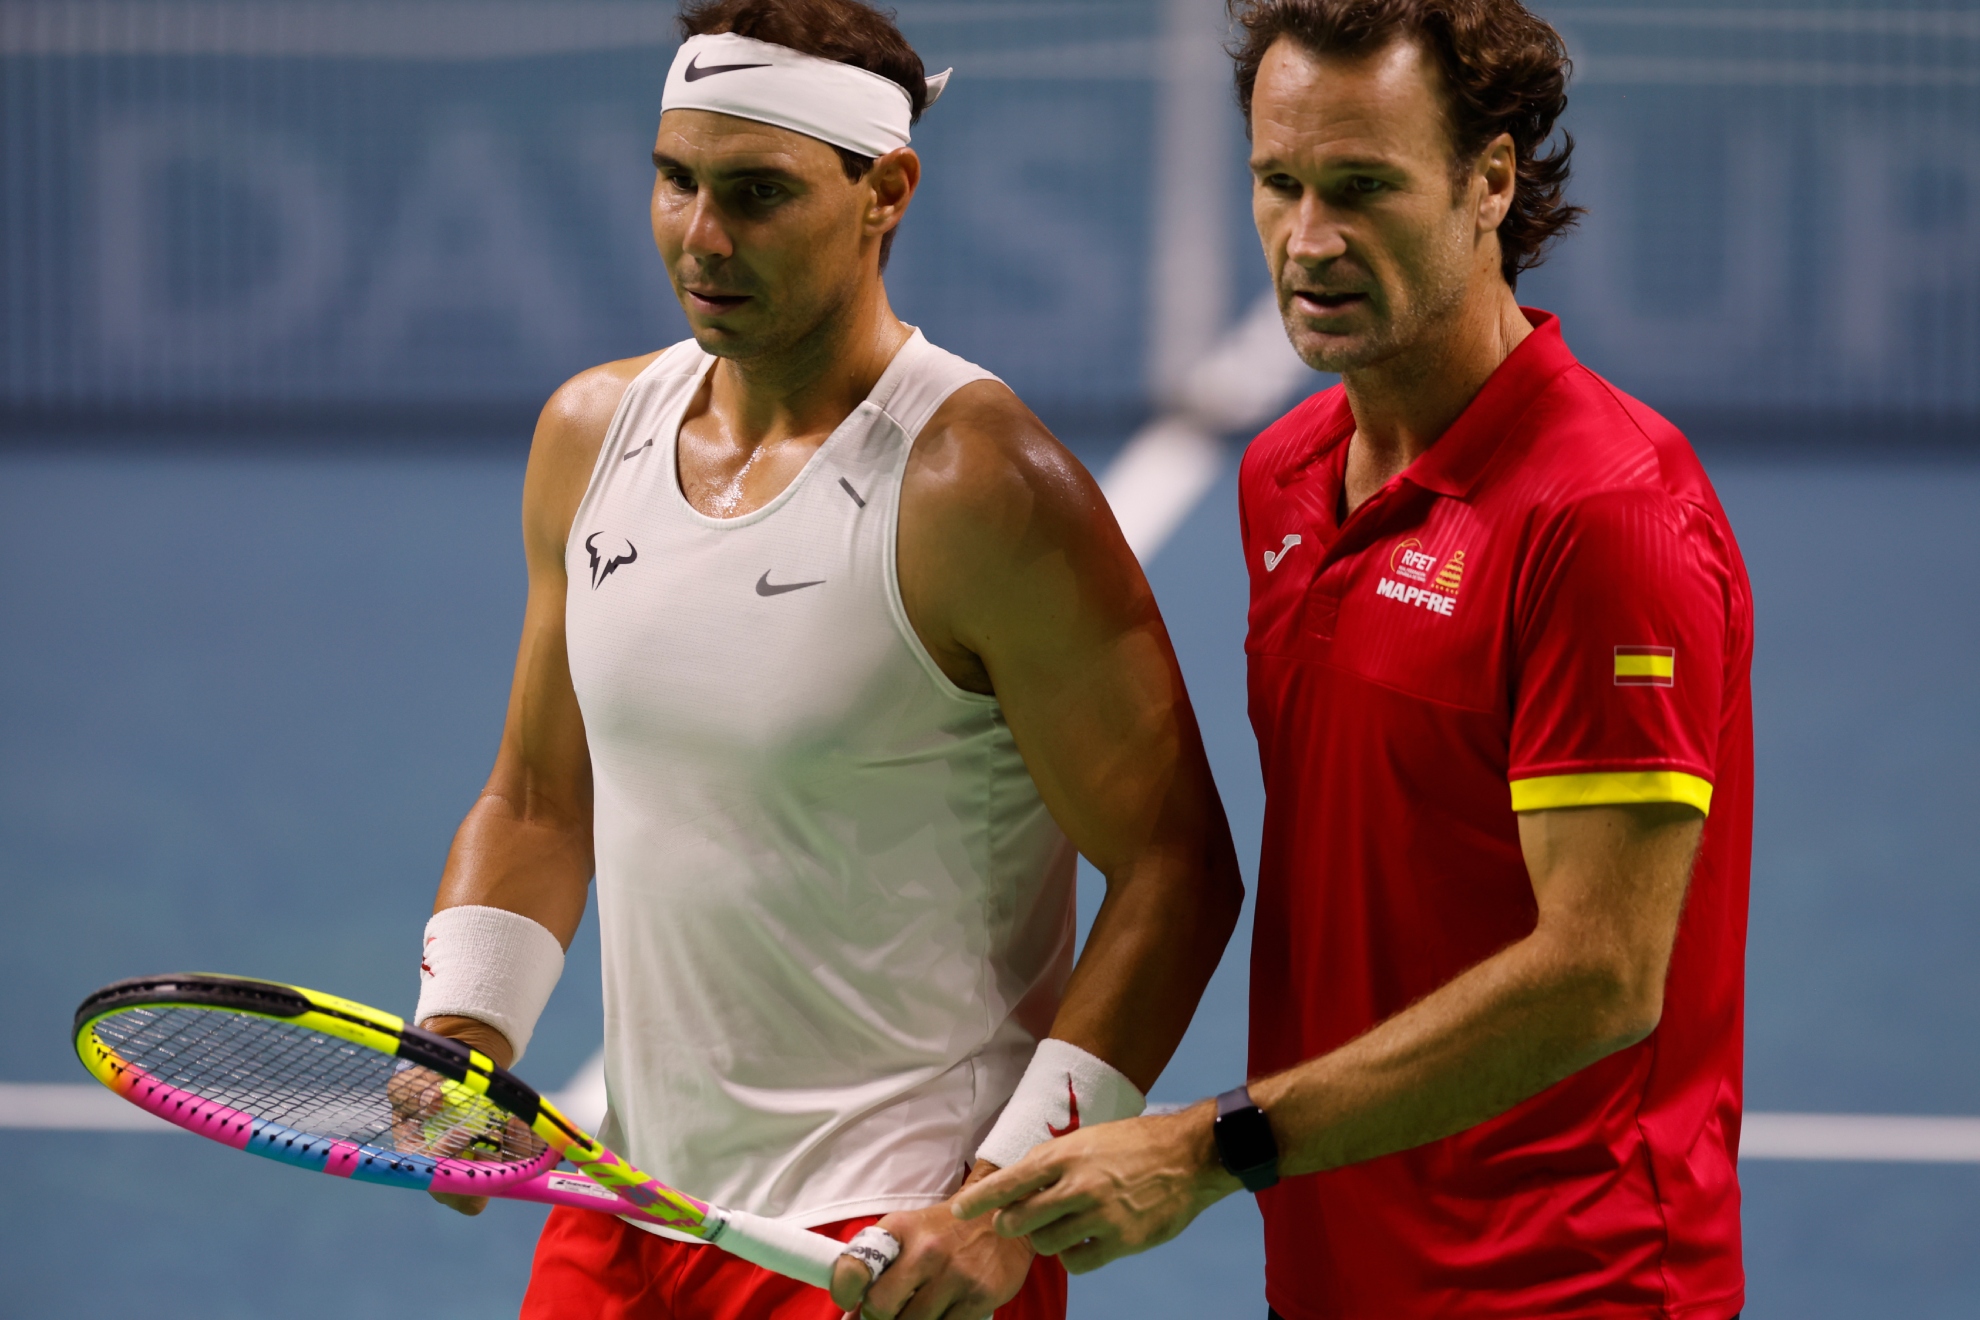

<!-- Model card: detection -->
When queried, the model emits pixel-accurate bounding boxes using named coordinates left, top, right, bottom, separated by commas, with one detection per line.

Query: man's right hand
left=413, top=1014, right=516, bottom=1217
left=952, top=1105, right=1237, bottom=1274
left=829, top=1163, right=1035, bottom=1320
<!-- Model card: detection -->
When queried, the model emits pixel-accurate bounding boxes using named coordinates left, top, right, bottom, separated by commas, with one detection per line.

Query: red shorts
left=521, top=1206, right=1069, bottom=1320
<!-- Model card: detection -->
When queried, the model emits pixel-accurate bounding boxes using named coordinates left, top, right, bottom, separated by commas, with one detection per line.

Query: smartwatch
left=1213, top=1084, right=1280, bottom=1193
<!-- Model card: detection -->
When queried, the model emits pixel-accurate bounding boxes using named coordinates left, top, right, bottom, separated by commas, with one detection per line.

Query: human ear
left=1476, top=132, right=1517, bottom=232
left=866, top=147, right=921, bottom=240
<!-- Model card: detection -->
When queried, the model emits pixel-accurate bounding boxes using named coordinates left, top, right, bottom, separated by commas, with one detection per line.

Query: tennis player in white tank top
left=410, top=4, right=1242, bottom=1317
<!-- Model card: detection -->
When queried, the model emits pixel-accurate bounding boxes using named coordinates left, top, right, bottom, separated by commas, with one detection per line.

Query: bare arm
left=1248, top=800, right=1701, bottom=1173
left=903, top=381, right=1246, bottom=1091
left=955, top=800, right=1704, bottom=1273
left=419, top=358, right=651, bottom=1075
left=838, top=384, right=1244, bottom=1318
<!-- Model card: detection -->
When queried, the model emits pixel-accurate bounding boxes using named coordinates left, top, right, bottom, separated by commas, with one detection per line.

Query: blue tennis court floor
left=2, top=443, right=1976, bottom=1317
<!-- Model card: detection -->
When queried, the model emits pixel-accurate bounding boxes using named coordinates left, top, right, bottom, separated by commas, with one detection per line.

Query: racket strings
left=92, top=1006, right=548, bottom=1166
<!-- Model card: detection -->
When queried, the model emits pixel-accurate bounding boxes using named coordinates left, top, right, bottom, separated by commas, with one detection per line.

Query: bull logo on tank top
left=584, top=532, right=638, bottom=589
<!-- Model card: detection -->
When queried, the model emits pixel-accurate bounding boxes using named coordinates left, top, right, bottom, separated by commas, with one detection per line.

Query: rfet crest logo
left=1390, top=538, right=1438, bottom=582
left=1376, top=539, right=1467, bottom=617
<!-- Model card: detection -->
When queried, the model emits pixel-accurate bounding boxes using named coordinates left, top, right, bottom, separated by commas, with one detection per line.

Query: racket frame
left=73, top=974, right=720, bottom=1232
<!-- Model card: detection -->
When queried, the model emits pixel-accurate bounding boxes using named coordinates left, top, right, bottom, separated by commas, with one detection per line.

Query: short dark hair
left=1229, top=0, right=1581, bottom=287
left=678, top=0, right=929, bottom=267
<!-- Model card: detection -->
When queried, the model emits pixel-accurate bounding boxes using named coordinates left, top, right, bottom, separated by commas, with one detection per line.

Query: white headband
left=661, top=32, right=950, bottom=159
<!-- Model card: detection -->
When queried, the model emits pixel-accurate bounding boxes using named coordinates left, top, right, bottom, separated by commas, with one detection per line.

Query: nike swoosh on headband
left=684, top=55, right=772, bottom=81
left=756, top=571, right=826, bottom=596
left=663, top=33, right=950, bottom=159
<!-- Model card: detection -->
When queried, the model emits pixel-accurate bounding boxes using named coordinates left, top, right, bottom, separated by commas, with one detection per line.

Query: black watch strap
left=1213, top=1084, right=1280, bottom=1193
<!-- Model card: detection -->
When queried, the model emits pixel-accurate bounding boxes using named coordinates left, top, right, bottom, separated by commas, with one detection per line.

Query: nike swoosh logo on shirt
left=1264, top=533, right=1302, bottom=571
left=756, top=571, right=826, bottom=596
left=684, top=55, right=772, bottom=81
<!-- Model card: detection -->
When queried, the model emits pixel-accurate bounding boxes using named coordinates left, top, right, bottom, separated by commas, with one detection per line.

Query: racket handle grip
left=712, top=1208, right=889, bottom=1290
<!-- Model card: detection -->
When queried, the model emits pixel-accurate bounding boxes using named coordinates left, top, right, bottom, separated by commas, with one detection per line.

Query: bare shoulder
left=899, top=379, right=1146, bottom=691
left=904, top=379, right=1115, bottom=565
left=522, top=352, right=662, bottom=561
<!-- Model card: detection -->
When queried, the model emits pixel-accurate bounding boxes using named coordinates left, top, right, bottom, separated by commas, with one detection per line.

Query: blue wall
left=3, top=1, right=1976, bottom=436
left=0, top=3, right=1168, bottom=431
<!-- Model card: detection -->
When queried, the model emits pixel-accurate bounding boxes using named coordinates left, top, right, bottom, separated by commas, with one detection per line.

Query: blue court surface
left=2, top=443, right=1977, bottom=1318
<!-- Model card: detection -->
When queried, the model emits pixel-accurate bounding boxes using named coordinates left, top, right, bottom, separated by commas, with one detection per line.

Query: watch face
left=1214, top=1091, right=1280, bottom=1189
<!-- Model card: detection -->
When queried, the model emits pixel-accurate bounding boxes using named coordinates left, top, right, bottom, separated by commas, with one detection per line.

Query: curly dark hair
left=678, top=0, right=928, bottom=265
left=1229, top=0, right=1581, bottom=287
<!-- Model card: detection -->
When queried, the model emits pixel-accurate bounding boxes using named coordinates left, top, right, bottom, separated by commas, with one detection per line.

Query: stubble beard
left=1283, top=263, right=1472, bottom=378
left=1280, top=210, right=1476, bottom=377
left=690, top=263, right=869, bottom=386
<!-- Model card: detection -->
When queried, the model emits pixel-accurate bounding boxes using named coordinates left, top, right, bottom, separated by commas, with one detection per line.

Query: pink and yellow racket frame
left=74, top=974, right=717, bottom=1232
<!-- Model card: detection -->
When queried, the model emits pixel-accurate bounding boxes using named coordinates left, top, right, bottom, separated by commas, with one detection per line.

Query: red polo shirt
left=1242, top=312, right=1751, bottom=1319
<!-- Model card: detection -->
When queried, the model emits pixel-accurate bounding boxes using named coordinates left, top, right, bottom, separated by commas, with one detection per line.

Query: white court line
left=1098, top=289, right=1322, bottom=562
left=1740, top=1112, right=1980, bottom=1164
left=0, top=1067, right=612, bottom=1135
left=6, top=1079, right=1980, bottom=1164
left=0, top=1082, right=181, bottom=1132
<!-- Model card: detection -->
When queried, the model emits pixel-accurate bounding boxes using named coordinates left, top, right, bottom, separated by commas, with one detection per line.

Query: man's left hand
left=829, top=1173, right=1037, bottom=1320
left=949, top=1105, right=1240, bottom=1275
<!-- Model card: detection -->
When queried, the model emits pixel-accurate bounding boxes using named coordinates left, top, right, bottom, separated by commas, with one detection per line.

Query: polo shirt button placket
left=1304, top=566, right=1344, bottom=642
left=1305, top=479, right=1409, bottom=642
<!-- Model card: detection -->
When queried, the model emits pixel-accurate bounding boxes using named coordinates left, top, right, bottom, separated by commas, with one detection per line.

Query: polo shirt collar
left=1399, top=308, right=1577, bottom=500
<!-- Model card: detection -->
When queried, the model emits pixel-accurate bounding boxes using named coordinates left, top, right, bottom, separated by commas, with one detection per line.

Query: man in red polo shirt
left=951, top=1, right=1752, bottom=1316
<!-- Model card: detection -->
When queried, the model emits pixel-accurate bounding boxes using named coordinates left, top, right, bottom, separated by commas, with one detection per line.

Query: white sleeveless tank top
left=564, top=330, right=1077, bottom=1231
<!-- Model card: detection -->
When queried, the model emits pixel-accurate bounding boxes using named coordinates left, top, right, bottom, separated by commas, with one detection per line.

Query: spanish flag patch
left=1614, top=645, right=1675, bottom=687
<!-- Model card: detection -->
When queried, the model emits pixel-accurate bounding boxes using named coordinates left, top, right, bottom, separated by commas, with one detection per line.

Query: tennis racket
left=73, top=973, right=897, bottom=1289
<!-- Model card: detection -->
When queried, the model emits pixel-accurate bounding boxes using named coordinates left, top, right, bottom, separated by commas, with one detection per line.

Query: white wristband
left=974, top=1037, right=1145, bottom=1170
left=415, top=905, right=565, bottom=1065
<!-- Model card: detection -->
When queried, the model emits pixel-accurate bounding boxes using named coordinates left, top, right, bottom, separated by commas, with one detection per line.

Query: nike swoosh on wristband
left=1047, top=1077, right=1081, bottom=1138
left=756, top=571, right=826, bottom=596
left=683, top=55, right=772, bottom=81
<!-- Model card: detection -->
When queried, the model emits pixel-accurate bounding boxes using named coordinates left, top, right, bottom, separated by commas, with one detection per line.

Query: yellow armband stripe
left=1510, top=771, right=1713, bottom=816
